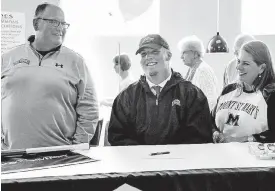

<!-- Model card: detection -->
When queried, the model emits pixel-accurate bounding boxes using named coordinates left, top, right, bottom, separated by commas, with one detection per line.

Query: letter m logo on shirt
left=225, top=113, right=240, bottom=126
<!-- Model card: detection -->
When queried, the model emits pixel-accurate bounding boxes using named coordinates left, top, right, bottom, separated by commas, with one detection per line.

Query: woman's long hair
left=236, top=40, right=275, bottom=95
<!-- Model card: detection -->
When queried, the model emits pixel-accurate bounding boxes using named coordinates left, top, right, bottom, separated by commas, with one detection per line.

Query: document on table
left=1, top=151, right=98, bottom=174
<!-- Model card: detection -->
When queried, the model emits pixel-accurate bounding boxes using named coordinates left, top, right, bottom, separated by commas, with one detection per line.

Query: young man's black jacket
left=108, top=71, right=213, bottom=145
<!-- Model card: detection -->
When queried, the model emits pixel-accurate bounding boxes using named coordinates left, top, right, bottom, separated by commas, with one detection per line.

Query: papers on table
left=249, top=142, right=275, bottom=160
left=1, top=143, right=96, bottom=174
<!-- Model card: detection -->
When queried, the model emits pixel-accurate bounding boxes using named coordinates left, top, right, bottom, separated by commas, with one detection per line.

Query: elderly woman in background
left=223, top=34, right=255, bottom=87
left=213, top=40, right=275, bottom=143
left=178, top=35, right=218, bottom=110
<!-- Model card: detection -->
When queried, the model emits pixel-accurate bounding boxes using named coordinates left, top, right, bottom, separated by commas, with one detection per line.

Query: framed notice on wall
left=1, top=11, right=25, bottom=54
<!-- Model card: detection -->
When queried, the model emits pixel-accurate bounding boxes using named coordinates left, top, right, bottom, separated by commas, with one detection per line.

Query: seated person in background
left=115, top=54, right=135, bottom=92
left=1, top=3, right=99, bottom=150
left=100, top=54, right=135, bottom=107
left=223, top=34, right=255, bottom=87
left=178, top=35, right=218, bottom=110
left=108, top=34, right=213, bottom=145
left=212, top=40, right=275, bottom=143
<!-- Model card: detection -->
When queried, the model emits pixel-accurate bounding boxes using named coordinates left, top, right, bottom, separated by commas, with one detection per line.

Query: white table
left=2, top=143, right=275, bottom=191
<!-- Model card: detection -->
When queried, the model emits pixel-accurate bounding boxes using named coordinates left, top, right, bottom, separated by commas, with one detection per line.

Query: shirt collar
left=146, top=71, right=172, bottom=90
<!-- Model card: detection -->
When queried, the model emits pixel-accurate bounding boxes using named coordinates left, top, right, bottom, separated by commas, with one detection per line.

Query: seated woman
left=212, top=40, right=275, bottom=143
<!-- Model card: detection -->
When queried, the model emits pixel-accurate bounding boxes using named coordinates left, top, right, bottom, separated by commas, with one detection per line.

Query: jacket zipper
left=38, top=53, right=47, bottom=66
left=31, top=46, right=52, bottom=66
left=39, top=57, right=42, bottom=66
left=39, top=51, right=56, bottom=66
left=29, top=44, right=43, bottom=66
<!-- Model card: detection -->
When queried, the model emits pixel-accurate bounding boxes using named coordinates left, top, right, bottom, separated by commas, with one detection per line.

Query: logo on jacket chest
left=55, top=63, right=63, bottom=68
left=172, top=99, right=181, bottom=107
left=13, top=58, right=30, bottom=66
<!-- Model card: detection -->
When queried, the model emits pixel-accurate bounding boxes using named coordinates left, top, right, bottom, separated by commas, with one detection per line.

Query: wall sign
left=1, top=11, right=25, bottom=54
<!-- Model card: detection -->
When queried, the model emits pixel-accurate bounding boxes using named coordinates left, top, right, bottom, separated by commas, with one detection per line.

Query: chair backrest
left=104, top=121, right=111, bottom=146
left=90, top=119, right=103, bottom=146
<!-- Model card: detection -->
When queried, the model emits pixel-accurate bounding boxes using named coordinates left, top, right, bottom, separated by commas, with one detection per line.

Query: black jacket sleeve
left=108, top=91, right=139, bottom=146
left=253, top=91, right=275, bottom=143
left=211, top=101, right=220, bottom=134
left=183, top=85, right=213, bottom=143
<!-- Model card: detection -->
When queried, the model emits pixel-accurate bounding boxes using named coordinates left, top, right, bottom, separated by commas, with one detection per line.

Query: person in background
left=1, top=3, right=99, bottom=150
left=212, top=40, right=275, bottom=143
left=223, top=34, right=255, bottom=87
left=114, top=54, right=135, bottom=92
left=100, top=54, right=135, bottom=146
left=178, top=35, right=218, bottom=110
left=108, top=34, right=213, bottom=145
left=100, top=54, right=135, bottom=107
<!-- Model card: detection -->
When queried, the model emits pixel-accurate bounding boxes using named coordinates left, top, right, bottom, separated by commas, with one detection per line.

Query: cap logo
left=141, top=36, right=155, bottom=45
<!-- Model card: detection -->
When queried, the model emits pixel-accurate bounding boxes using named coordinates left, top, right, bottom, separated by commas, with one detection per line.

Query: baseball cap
left=136, top=34, right=170, bottom=55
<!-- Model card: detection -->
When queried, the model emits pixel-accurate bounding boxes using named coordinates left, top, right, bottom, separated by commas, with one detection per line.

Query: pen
left=150, top=151, right=170, bottom=156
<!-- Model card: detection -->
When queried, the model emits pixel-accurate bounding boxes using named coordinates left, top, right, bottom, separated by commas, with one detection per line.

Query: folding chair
left=90, top=119, right=103, bottom=146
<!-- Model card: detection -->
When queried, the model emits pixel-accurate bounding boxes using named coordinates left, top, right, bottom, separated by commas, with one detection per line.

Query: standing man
left=1, top=3, right=99, bottom=150
left=108, top=34, right=213, bottom=145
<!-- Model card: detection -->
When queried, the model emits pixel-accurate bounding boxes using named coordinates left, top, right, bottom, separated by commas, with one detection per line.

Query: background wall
left=161, top=0, right=241, bottom=93
left=89, top=36, right=143, bottom=97
left=160, top=0, right=275, bottom=94
left=2, top=0, right=275, bottom=99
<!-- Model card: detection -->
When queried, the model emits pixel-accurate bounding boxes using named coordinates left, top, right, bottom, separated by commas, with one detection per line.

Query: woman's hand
left=213, top=131, right=226, bottom=143
left=213, top=131, right=255, bottom=143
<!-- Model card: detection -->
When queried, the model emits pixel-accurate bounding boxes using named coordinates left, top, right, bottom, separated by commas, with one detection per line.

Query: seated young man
left=108, top=34, right=213, bottom=145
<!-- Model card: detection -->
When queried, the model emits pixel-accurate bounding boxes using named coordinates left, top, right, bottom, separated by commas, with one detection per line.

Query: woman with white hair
left=178, top=35, right=218, bottom=110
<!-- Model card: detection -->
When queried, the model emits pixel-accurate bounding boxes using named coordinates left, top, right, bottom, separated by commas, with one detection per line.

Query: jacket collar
left=263, top=82, right=275, bottom=101
left=140, top=69, right=184, bottom=94
left=27, top=35, right=61, bottom=51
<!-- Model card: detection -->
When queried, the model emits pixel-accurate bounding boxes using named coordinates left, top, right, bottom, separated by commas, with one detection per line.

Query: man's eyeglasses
left=37, top=18, right=70, bottom=29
